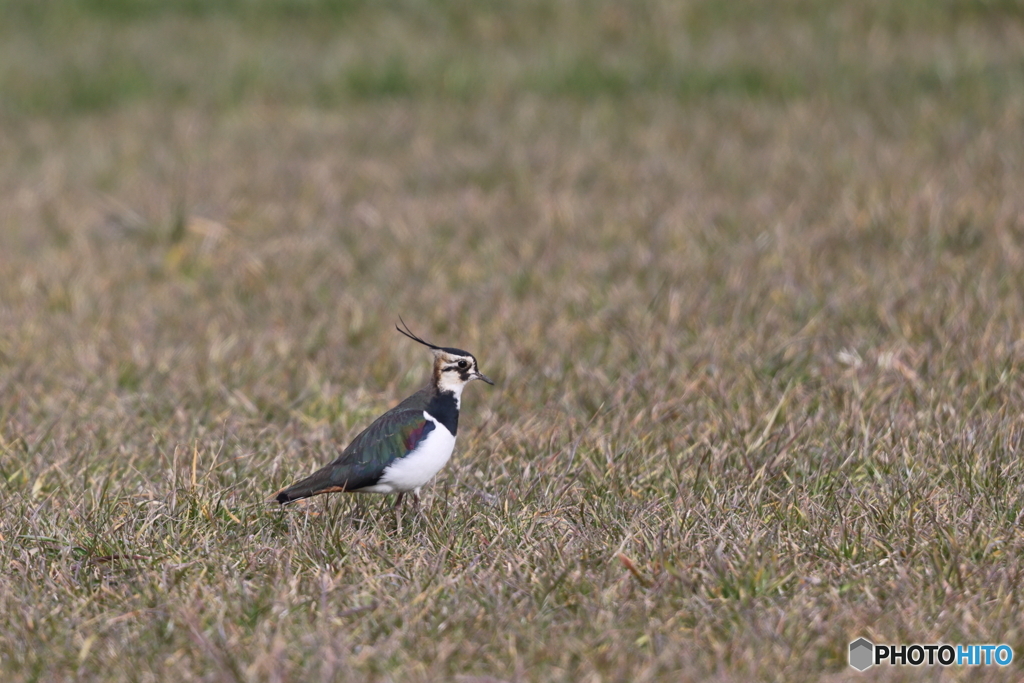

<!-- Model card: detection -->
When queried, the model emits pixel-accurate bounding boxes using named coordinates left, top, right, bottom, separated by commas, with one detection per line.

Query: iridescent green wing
left=324, top=388, right=435, bottom=490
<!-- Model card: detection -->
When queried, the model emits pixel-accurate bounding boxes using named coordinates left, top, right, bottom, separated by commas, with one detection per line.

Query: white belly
left=363, top=412, right=456, bottom=493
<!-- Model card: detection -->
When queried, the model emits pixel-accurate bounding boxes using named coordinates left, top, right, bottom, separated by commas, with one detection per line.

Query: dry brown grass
left=3, top=1, right=1024, bottom=681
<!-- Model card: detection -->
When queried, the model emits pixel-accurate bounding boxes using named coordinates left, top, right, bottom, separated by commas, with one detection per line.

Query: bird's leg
left=412, top=489, right=421, bottom=513
left=392, top=492, right=405, bottom=532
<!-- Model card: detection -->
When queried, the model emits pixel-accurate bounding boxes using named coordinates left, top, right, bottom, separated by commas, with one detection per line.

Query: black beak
left=474, top=372, right=495, bottom=385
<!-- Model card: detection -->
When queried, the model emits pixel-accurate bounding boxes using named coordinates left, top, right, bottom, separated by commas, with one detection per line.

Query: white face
left=433, top=350, right=492, bottom=400
left=435, top=352, right=479, bottom=396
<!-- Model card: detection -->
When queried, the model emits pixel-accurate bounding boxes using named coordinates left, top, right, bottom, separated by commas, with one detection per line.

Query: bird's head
left=396, top=319, right=494, bottom=397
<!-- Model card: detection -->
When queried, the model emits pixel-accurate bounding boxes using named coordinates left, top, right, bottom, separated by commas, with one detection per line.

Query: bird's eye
left=457, top=360, right=469, bottom=369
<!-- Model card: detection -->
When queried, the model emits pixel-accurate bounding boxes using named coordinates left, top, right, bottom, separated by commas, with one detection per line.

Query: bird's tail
left=274, top=467, right=346, bottom=504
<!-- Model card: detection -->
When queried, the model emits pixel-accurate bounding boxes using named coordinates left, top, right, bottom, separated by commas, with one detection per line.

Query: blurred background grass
left=3, top=0, right=1023, bottom=114
left=2, top=1, right=1024, bottom=681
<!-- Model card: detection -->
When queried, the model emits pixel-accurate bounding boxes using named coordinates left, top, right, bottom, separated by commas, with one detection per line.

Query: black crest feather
left=396, top=317, right=442, bottom=351
left=395, top=317, right=473, bottom=357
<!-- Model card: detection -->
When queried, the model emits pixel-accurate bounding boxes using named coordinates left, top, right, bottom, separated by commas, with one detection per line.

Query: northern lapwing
left=274, top=320, right=493, bottom=507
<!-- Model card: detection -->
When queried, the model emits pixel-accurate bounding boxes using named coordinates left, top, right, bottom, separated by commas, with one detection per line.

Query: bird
left=274, top=320, right=493, bottom=507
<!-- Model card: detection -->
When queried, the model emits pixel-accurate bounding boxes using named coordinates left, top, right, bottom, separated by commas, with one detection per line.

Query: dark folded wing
left=325, top=405, right=436, bottom=489
left=275, top=387, right=435, bottom=503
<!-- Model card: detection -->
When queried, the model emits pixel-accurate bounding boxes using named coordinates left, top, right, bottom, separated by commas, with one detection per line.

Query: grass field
left=3, top=1, right=1024, bottom=680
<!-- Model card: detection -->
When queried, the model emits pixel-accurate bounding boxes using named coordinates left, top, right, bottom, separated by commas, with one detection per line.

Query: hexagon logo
left=849, top=638, right=874, bottom=671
